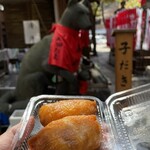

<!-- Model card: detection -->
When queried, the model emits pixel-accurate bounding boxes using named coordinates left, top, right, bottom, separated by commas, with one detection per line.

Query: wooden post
left=112, top=29, right=136, bottom=92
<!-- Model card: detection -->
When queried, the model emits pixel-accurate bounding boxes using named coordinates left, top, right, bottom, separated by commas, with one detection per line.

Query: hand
left=0, top=117, right=34, bottom=150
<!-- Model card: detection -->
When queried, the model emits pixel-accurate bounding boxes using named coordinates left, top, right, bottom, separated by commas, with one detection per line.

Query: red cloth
left=116, top=9, right=137, bottom=29
left=104, top=17, right=116, bottom=48
left=79, top=80, right=88, bottom=94
left=79, top=30, right=90, bottom=48
left=139, top=0, right=146, bottom=6
left=48, top=24, right=84, bottom=73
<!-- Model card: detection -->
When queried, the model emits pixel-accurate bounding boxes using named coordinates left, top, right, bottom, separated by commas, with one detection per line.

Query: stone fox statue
left=0, top=0, right=92, bottom=111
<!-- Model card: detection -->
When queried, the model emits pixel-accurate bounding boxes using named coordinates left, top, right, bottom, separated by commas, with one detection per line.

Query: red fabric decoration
left=48, top=24, right=84, bottom=73
left=79, top=30, right=90, bottom=48
left=139, top=0, right=146, bottom=6
left=79, top=80, right=88, bottom=94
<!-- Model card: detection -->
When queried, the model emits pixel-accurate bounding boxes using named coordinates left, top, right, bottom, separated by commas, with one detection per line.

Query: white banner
left=135, top=8, right=143, bottom=50
left=142, top=9, right=150, bottom=50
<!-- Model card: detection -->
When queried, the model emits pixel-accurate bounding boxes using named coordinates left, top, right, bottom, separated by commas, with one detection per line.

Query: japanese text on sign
left=119, top=41, right=130, bottom=88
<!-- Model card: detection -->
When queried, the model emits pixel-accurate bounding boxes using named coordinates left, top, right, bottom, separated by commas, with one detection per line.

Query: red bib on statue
left=48, top=24, right=83, bottom=73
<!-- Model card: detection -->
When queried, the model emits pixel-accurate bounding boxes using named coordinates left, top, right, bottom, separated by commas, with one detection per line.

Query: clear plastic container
left=9, top=109, right=24, bottom=127
left=11, top=83, right=150, bottom=150
left=105, top=83, right=150, bottom=150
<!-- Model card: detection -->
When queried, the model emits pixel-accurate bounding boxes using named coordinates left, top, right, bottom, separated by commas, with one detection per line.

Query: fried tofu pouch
left=39, top=100, right=97, bottom=126
left=28, top=115, right=102, bottom=150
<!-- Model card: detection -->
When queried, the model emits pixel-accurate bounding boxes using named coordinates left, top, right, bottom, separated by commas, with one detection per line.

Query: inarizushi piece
left=39, top=100, right=97, bottom=126
left=28, top=115, right=102, bottom=150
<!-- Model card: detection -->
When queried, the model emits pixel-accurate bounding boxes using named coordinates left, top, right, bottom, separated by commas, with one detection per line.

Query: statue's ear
left=67, top=0, right=78, bottom=7
left=81, top=0, right=90, bottom=7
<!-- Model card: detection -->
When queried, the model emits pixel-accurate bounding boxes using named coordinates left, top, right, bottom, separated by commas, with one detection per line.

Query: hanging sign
left=23, top=20, right=41, bottom=44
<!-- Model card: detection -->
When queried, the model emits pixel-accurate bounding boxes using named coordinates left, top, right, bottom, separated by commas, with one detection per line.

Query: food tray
left=11, top=95, right=114, bottom=150
left=106, top=83, right=150, bottom=150
left=11, top=83, right=150, bottom=150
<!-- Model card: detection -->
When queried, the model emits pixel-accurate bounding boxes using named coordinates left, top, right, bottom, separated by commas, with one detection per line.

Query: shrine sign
left=112, top=29, right=136, bottom=92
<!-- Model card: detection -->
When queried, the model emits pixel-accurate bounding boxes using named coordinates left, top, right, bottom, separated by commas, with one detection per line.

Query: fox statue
left=0, top=0, right=92, bottom=115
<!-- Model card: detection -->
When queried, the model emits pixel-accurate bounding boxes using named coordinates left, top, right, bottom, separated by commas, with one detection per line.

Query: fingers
left=11, top=116, right=35, bottom=149
left=9, top=116, right=35, bottom=137
left=9, top=122, right=22, bottom=136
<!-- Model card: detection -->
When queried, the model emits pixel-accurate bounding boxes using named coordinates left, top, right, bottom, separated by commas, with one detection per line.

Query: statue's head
left=60, top=0, right=92, bottom=30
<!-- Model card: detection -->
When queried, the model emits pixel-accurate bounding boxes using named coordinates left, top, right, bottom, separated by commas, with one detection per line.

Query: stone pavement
left=91, top=41, right=150, bottom=95
left=91, top=43, right=115, bottom=94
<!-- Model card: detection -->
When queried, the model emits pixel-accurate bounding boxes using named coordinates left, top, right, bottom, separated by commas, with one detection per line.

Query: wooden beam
left=32, top=0, right=48, bottom=34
